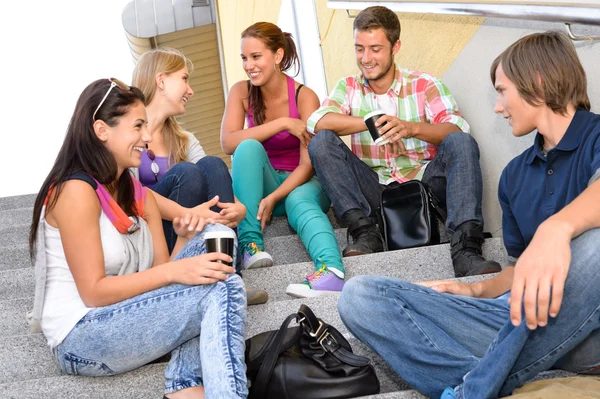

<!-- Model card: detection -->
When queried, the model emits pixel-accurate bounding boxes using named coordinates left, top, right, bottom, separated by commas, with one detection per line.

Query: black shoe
left=451, top=221, right=502, bottom=277
left=342, top=216, right=384, bottom=257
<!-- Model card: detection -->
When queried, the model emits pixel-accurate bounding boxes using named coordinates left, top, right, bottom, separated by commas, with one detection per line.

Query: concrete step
left=0, top=220, right=454, bottom=274
left=245, top=238, right=505, bottom=302
left=0, top=207, right=33, bottom=227
left=0, top=245, right=29, bottom=272
left=0, top=267, right=34, bottom=302
left=0, top=237, right=506, bottom=304
left=0, top=365, right=420, bottom=399
left=0, top=254, right=503, bottom=341
left=0, top=194, right=35, bottom=212
left=0, top=224, right=29, bottom=251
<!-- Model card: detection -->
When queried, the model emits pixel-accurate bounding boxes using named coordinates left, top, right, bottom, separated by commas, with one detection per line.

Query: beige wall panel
left=185, top=113, right=224, bottom=126
left=186, top=95, right=226, bottom=111
left=188, top=120, right=222, bottom=133
left=315, top=0, right=484, bottom=92
left=155, top=24, right=217, bottom=43
left=186, top=57, right=221, bottom=70
left=162, top=36, right=219, bottom=52
left=217, top=0, right=283, bottom=90
left=125, top=32, right=152, bottom=61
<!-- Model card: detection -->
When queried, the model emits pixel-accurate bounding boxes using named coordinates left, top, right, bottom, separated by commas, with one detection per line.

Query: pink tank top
left=246, top=75, right=301, bottom=171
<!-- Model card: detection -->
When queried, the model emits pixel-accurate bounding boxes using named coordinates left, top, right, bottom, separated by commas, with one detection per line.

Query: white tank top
left=41, top=211, right=126, bottom=348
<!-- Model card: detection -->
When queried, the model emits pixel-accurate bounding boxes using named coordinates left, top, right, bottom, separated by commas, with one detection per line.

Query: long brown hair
left=132, top=48, right=194, bottom=163
left=241, top=22, right=300, bottom=125
left=490, top=31, right=590, bottom=114
left=29, top=79, right=146, bottom=259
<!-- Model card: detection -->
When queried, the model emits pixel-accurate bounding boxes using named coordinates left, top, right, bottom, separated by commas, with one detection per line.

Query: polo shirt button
left=548, top=169, right=554, bottom=175
left=549, top=188, right=555, bottom=195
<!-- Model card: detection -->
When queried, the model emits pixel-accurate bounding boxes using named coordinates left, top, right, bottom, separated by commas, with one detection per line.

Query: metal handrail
left=330, top=1, right=600, bottom=40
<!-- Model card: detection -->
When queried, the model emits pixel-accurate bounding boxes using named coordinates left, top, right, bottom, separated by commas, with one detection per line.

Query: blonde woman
left=132, top=49, right=246, bottom=254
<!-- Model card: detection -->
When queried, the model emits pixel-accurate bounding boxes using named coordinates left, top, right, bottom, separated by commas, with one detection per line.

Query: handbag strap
left=249, top=313, right=299, bottom=399
left=425, top=185, right=447, bottom=222
left=298, top=304, right=372, bottom=367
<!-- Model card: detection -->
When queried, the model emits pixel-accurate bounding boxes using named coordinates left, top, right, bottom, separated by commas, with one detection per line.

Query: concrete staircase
left=0, top=194, right=573, bottom=398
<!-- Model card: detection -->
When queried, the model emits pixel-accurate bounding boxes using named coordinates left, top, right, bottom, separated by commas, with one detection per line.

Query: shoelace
left=247, top=242, right=262, bottom=256
left=305, top=264, right=328, bottom=285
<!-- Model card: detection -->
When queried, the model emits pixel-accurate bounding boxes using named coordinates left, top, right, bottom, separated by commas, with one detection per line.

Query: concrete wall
left=442, top=20, right=600, bottom=236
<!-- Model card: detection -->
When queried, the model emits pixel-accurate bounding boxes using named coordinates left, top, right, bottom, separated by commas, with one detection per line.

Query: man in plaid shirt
left=307, top=6, right=500, bottom=277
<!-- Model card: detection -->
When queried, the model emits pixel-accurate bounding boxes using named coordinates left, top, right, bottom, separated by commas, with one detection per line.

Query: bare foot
left=165, top=386, right=205, bottom=399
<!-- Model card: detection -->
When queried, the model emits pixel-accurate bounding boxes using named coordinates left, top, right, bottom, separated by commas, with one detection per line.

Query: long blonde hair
left=132, top=48, right=194, bottom=163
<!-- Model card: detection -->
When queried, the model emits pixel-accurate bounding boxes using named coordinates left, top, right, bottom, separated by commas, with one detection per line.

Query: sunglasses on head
left=93, top=78, right=131, bottom=122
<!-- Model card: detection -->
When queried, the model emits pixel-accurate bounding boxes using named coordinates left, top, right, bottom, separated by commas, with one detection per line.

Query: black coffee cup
left=363, top=110, right=390, bottom=146
left=204, top=230, right=236, bottom=267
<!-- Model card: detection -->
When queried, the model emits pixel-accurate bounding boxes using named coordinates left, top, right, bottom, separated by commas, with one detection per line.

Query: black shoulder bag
left=378, top=180, right=447, bottom=251
left=245, top=304, right=380, bottom=399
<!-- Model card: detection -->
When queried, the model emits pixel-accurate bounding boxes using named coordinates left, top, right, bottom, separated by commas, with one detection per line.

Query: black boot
left=342, top=209, right=384, bottom=257
left=451, top=221, right=502, bottom=277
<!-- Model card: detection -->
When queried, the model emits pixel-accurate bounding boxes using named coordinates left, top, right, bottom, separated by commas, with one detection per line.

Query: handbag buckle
left=308, top=320, right=325, bottom=338
left=318, top=331, right=340, bottom=353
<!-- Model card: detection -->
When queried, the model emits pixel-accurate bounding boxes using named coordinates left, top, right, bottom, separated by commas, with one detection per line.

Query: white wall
left=0, top=0, right=134, bottom=197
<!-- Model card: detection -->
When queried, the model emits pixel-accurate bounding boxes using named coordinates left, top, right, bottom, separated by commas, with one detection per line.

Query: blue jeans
left=308, top=130, right=484, bottom=232
left=53, top=224, right=248, bottom=398
left=339, top=228, right=600, bottom=399
left=232, top=139, right=343, bottom=272
left=153, top=156, right=235, bottom=253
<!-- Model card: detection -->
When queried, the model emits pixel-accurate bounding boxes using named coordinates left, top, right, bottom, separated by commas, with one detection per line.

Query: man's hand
left=418, top=279, right=482, bottom=297
left=257, top=195, right=276, bottom=231
left=510, top=219, right=573, bottom=330
left=375, top=115, right=414, bottom=158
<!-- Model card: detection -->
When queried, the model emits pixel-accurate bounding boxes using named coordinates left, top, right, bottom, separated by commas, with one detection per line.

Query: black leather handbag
left=378, top=180, right=447, bottom=251
left=245, top=304, right=380, bottom=399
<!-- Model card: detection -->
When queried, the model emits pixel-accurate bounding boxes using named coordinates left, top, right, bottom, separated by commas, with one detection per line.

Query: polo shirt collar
left=360, top=64, right=402, bottom=96
left=526, top=108, right=588, bottom=164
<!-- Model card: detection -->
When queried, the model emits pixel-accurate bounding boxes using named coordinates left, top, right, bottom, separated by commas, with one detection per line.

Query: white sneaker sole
left=242, top=252, right=274, bottom=270
left=285, top=284, right=339, bottom=298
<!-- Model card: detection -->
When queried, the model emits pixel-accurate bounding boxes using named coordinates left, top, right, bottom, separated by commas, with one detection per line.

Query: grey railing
left=327, top=1, right=600, bottom=40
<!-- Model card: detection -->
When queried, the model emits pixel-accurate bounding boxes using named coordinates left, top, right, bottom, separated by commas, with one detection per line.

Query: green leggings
left=232, top=139, right=344, bottom=273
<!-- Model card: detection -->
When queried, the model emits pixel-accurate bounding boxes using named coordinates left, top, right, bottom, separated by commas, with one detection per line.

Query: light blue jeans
left=53, top=224, right=248, bottom=398
left=339, top=228, right=600, bottom=399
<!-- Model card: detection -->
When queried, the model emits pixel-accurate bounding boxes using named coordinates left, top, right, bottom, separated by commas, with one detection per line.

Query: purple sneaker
left=241, top=242, right=273, bottom=270
left=286, top=264, right=345, bottom=298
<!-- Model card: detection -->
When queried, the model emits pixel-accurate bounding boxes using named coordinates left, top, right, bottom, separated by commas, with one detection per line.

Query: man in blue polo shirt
left=338, top=31, right=600, bottom=399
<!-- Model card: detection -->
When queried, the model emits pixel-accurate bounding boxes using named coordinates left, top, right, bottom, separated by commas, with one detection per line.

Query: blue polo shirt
left=498, top=109, right=600, bottom=259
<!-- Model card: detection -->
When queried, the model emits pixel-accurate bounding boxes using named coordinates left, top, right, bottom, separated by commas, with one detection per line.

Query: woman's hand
left=285, top=117, right=312, bottom=148
left=190, top=196, right=221, bottom=221
left=168, top=253, right=235, bottom=285
left=173, top=212, right=208, bottom=239
left=257, top=195, right=276, bottom=231
left=215, top=200, right=246, bottom=228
